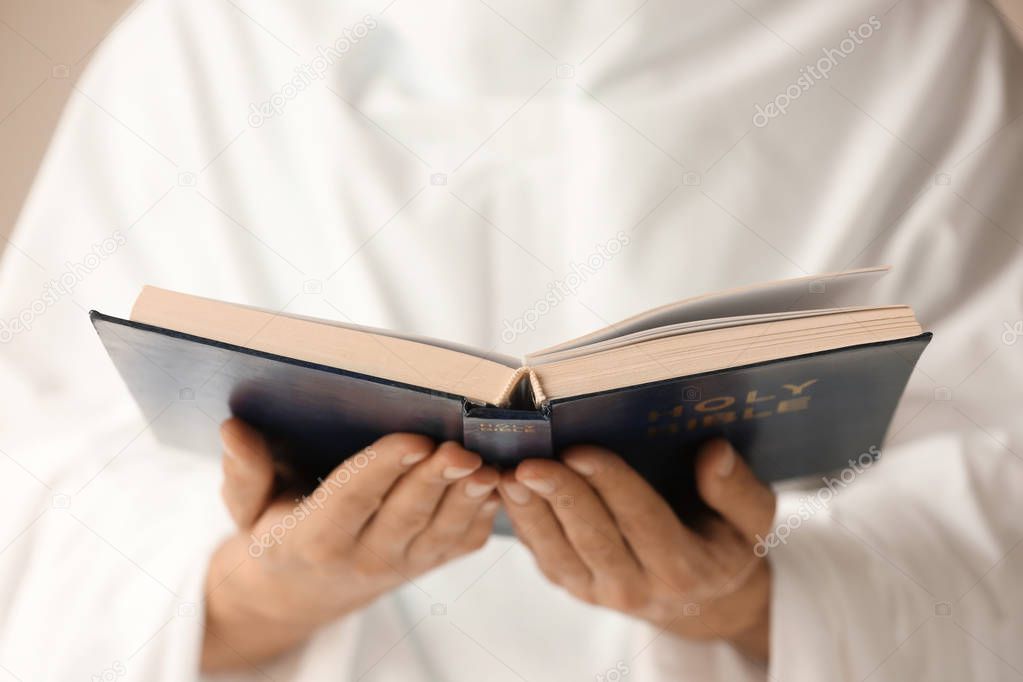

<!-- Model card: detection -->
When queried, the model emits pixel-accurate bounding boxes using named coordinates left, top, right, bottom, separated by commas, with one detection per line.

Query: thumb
left=219, top=418, right=276, bottom=529
left=694, top=439, right=776, bottom=543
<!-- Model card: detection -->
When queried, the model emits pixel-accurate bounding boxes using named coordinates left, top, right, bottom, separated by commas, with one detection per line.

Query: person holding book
left=0, top=1, right=1021, bottom=680
left=104, top=269, right=927, bottom=669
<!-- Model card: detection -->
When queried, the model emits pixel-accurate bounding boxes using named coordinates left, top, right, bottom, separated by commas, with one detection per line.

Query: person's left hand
left=498, top=439, right=776, bottom=661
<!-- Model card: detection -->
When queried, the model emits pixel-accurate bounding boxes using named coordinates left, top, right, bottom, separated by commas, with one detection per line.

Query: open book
left=92, top=266, right=930, bottom=524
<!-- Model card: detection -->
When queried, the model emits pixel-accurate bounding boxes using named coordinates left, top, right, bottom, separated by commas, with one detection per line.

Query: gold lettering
left=782, top=379, right=818, bottom=396
left=649, top=405, right=683, bottom=422
left=701, top=411, right=736, bottom=427
left=742, top=406, right=772, bottom=420
left=647, top=423, right=680, bottom=437
left=478, top=423, right=536, bottom=433
left=745, top=389, right=775, bottom=404
left=695, top=396, right=735, bottom=412
left=777, top=396, right=811, bottom=413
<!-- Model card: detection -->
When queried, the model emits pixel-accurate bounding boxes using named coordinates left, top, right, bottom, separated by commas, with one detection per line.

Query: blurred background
left=2, top=0, right=1022, bottom=260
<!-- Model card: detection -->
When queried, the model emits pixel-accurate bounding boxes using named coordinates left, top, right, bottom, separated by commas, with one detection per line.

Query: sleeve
left=766, top=4, right=1023, bottom=679
left=633, top=3, right=1023, bottom=679
left=0, top=420, right=231, bottom=681
left=0, top=0, right=376, bottom=677
left=0, top=2, right=247, bottom=679
left=768, top=429, right=1023, bottom=680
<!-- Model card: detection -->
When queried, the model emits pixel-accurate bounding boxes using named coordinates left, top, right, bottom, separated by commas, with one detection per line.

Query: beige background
left=2, top=0, right=1022, bottom=252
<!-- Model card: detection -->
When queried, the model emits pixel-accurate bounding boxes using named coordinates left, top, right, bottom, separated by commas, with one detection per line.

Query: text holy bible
left=92, top=266, right=929, bottom=522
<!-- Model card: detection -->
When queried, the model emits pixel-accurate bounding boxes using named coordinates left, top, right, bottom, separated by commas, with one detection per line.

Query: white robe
left=1, top=0, right=1021, bottom=679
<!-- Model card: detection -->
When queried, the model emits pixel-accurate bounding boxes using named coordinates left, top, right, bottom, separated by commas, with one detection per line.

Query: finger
left=499, top=472, right=592, bottom=597
left=311, top=433, right=436, bottom=541
left=694, top=439, right=776, bottom=543
left=406, top=466, right=499, bottom=565
left=514, top=460, right=644, bottom=589
left=444, top=496, right=501, bottom=560
left=220, top=419, right=276, bottom=529
left=360, top=441, right=482, bottom=556
left=560, top=445, right=710, bottom=576
left=699, top=517, right=763, bottom=594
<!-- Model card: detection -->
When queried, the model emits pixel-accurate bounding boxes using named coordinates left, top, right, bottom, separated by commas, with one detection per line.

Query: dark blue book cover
left=91, top=311, right=929, bottom=523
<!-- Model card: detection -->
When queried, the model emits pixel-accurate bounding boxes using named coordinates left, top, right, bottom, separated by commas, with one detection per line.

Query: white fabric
left=1, top=0, right=1021, bottom=679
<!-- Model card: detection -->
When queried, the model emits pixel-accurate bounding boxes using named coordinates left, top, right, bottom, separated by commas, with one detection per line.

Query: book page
left=527, top=306, right=907, bottom=365
left=131, top=287, right=520, bottom=405
left=528, top=266, right=890, bottom=359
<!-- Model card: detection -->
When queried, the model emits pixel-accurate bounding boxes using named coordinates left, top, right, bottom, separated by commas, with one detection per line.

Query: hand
left=498, top=439, right=775, bottom=661
left=202, top=419, right=501, bottom=671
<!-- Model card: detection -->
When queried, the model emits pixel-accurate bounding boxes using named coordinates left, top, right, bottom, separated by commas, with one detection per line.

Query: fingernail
left=503, top=481, right=532, bottom=505
left=465, top=481, right=495, bottom=498
left=401, top=451, right=429, bottom=466
left=565, top=459, right=594, bottom=477
left=443, top=466, right=475, bottom=480
left=482, top=499, right=500, bottom=514
left=222, top=446, right=237, bottom=460
left=520, top=477, right=555, bottom=495
left=717, top=446, right=736, bottom=477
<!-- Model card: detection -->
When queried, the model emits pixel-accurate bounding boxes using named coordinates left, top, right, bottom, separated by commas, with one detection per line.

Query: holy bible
left=91, top=266, right=930, bottom=521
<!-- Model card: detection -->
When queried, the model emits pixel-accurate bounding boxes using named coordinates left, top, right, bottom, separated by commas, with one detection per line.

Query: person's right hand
left=201, top=419, right=501, bottom=672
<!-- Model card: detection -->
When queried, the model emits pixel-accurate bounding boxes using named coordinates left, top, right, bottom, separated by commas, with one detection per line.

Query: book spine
left=495, top=366, right=547, bottom=407
left=462, top=405, right=553, bottom=467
